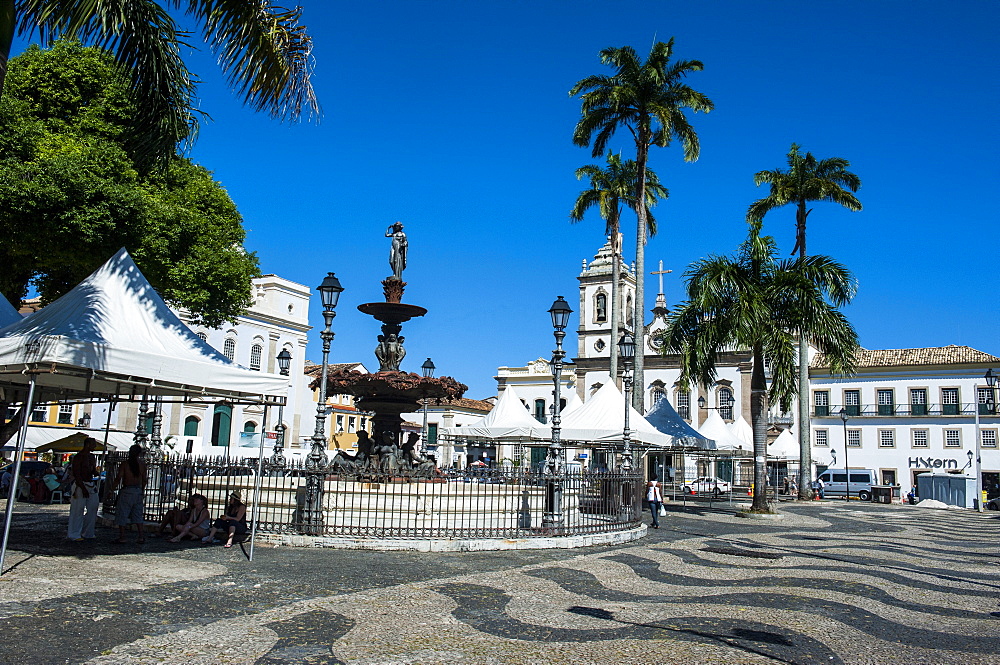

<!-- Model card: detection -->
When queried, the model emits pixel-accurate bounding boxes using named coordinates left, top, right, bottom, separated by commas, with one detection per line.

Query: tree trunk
left=609, top=232, right=620, bottom=387
left=0, top=0, right=13, bottom=99
left=796, top=199, right=813, bottom=500
left=632, top=138, right=649, bottom=414
left=751, top=344, right=771, bottom=512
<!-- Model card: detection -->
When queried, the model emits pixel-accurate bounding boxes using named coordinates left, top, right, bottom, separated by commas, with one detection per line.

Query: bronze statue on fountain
left=311, top=222, right=467, bottom=478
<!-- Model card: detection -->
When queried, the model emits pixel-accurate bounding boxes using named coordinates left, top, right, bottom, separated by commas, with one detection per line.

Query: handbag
left=658, top=505, right=667, bottom=517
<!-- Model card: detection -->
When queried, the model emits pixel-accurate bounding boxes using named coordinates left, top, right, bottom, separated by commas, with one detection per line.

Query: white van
left=817, top=468, right=877, bottom=501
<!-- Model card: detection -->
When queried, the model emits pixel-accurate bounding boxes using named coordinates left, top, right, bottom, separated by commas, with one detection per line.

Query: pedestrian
left=646, top=476, right=663, bottom=529
left=68, top=437, right=100, bottom=541
left=108, top=444, right=147, bottom=544
left=811, top=477, right=825, bottom=499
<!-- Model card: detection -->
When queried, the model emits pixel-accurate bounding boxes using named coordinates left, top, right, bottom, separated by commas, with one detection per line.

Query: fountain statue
left=312, top=223, right=466, bottom=477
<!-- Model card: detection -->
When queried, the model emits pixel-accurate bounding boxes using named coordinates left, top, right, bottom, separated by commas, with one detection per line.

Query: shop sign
left=908, top=457, right=960, bottom=469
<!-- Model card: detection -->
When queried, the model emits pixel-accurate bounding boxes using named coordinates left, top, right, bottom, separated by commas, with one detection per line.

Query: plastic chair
left=49, top=490, right=65, bottom=504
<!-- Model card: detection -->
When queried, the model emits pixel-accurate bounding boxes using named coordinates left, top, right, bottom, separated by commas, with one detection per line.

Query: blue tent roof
left=644, top=397, right=716, bottom=449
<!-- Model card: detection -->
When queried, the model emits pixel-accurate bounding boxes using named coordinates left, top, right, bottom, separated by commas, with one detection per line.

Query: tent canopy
left=697, top=411, right=748, bottom=451
left=0, top=249, right=287, bottom=403
left=447, top=385, right=551, bottom=441
left=644, top=397, right=714, bottom=449
left=32, top=431, right=117, bottom=452
left=768, top=428, right=799, bottom=459
left=0, top=296, right=20, bottom=330
left=560, top=382, right=671, bottom=447
left=729, top=416, right=753, bottom=447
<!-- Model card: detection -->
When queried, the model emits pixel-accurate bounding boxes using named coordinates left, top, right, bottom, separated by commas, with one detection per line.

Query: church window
left=625, top=295, right=634, bottom=328
left=650, top=384, right=665, bottom=405
left=594, top=338, right=606, bottom=352
left=211, top=404, right=232, bottom=447
left=718, top=387, right=734, bottom=420
left=184, top=416, right=200, bottom=436
left=250, top=344, right=263, bottom=371
left=533, top=399, right=546, bottom=423
left=676, top=391, right=691, bottom=420
left=595, top=293, right=607, bottom=323
left=197, top=332, right=208, bottom=342
left=223, top=338, right=236, bottom=361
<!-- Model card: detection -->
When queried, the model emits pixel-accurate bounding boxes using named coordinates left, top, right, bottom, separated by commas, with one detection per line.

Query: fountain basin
left=358, top=301, right=427, bottom=324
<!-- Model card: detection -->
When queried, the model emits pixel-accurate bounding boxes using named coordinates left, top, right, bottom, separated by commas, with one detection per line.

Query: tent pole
left=1, top=374, right=38, bottom=576
left=98, top=397, right=115, bottom=470
left=249, top=403, right=269, bottom=562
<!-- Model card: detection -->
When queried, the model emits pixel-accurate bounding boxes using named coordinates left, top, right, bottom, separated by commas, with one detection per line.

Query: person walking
left=646, top=476, right=664, bottom=529
left=68, top=438, right=100, bottom=541
left=108, top=444, right=147, bottom=544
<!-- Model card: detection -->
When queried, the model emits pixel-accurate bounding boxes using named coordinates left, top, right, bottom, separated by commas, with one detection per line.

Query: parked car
left=816, top=468, right=877, bottom=501
left=986, top=496, right=1000, bottom=511
left=683, top=477, right=731, bottom=495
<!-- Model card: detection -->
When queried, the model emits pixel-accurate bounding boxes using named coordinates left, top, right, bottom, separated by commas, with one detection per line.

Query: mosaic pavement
left=1, top=501, right=998, bottom=664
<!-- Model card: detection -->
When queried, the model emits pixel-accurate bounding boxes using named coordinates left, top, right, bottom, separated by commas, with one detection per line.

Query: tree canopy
left=0, top=39, right=259, bottom=327
left=1, top=0, right=318, bottom=170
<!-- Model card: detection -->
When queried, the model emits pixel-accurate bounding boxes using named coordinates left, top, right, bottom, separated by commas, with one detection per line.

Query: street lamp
left=421, top=358, right=435, bottom=456
left=305, top=272, right=343, bottom=533
left=543, top=295, right=572, bottom=529
left=840, top=407, right=850, bottom=502
left=618, top=332, right=636, bottom=471
left=973, top=368, right=996, bottom=511
left=271, top=348, right=292, bottom=466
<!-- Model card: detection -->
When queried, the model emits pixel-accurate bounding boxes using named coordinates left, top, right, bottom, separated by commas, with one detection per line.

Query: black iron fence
left=102, top=453, right=643, bottom=540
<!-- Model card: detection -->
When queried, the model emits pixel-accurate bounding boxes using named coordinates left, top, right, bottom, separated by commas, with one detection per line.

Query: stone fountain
left=314, top=222, right=466, bottom=475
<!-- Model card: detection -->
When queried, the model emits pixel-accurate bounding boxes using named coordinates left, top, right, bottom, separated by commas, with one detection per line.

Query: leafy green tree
left=570, top=39, right=713, bottom=412
left=0, top=0, right=318, bottom=169
left=570, top=152, right=666, bottom=385
left=658, top=225, right=858, bottom=513
left=0, top=39, right=258, bottom=328
left=747, top=144, right=862, bottom=499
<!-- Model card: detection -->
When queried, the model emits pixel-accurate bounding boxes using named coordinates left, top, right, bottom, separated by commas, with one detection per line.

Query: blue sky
left=16, top=0, right=1000, bottom=398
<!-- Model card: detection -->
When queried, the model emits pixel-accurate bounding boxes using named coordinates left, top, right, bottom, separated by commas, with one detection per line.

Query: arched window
left=223, top=338, right=236, bottom=361
left=184, top=415, right=200, bottom=436
left=718, top=387, right=734, bottom=421
left=249, top=343, right=263, bottom=371
left=533, top=399, right=546, bottom=423
left=650, top=384, right=665, bottom=405
left=211, top=404, right=233, bottom=447
left=595, top=293, right=607, bottom=323
left=196, top=332, right=208, bottom=342
left=243, top=421, right=257, bottom=433
left=676, top=391, right=691, bottom=420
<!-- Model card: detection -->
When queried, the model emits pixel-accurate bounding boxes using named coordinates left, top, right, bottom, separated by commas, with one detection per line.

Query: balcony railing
left=812, top=403, right=996, bottom=418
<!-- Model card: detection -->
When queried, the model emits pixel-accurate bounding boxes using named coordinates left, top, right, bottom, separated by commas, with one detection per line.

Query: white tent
left=768, top=428, right=799, bottom=459
left=0, top=296, right=20, bottom=330
left=729, top=416, right=754, bottom=447
left=697, top=411, right=748, bottom=451
left=644, top=396, right=714, bottom=449
left=0, top=248, right=287, bottom=402
left=560, top=382, right=671, bottom=447
left=448, top=385, right=551, bottom=440
left=560, top=391, right=583, bottom=419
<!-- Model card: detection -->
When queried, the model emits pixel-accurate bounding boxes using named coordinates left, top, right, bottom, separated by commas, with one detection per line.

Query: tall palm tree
left=570, top=153, right=667, bottom=385
left=658, top=225, right=858, bottom=512
left=570, top=39, right=713, bottom=413
left=747, top=144, right=861, bottom=500
left=1, top=1, right=319, bottom=168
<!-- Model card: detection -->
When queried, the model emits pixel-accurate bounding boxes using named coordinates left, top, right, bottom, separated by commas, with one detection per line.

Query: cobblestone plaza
left=1, top=500, right=998, bottom=664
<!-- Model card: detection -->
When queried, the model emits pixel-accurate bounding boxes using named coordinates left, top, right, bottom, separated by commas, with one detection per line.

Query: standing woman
left=68, top=438, right=100, bottom=541
left=108, top=444, right=147, bottom=544
left=646, top=475, right=664, bottom=529
left=204, top=491, right=248, bottom=548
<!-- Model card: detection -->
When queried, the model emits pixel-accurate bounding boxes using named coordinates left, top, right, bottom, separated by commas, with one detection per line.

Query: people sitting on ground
left=108, top=444, right=147, bottom=544
left=155, top=496, right=196, bottom=538
left=168, top=494, right=211, bottom=543
left=203, top=491, right=248, bottom=548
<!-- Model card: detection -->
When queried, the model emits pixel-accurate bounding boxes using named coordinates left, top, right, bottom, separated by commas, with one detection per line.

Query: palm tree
left=658, top=225, right=858, bottom=512
left=570, top=39, right=713, bottom=413
left=570, top=153, right=667, bottom=385
left=1, top=1, right=319, bottom=168
left=747, top=144, right=861, bottom=500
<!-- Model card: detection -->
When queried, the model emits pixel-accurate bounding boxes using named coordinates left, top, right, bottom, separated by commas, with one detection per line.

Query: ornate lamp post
left=617, top=332, right=636, bottom=471
left=271, top=348, right=292, bottom=467
left=974, top=368, right=996, bottom=511
left=543, top=296, right=572, bottom=529
left=305, top=272, right=343, bottom=534
left=420, top=358, right=435, bottom=456
left=839, top=407, right=850, bottom=501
